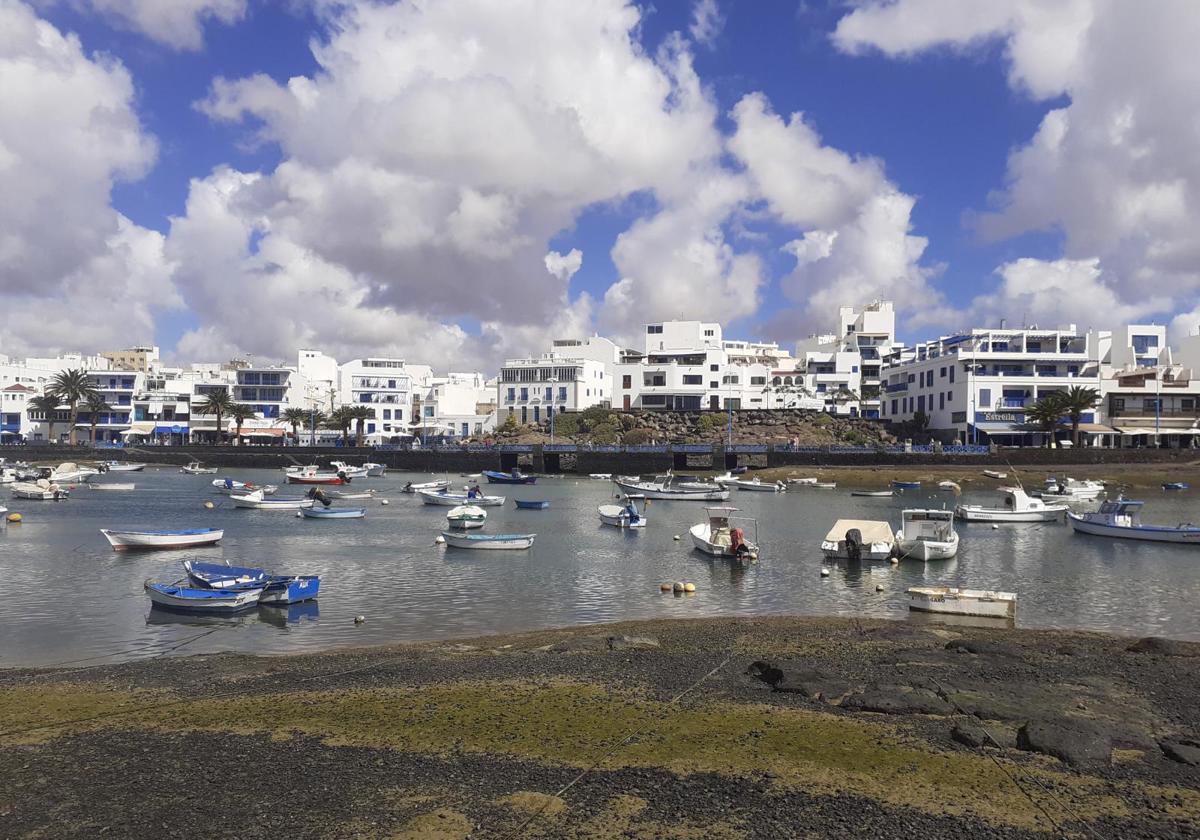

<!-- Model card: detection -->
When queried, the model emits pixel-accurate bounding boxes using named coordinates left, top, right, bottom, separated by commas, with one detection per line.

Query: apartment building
left=794, top=301, right=901, bottom=418
left=497, top=354, right=611, bottom=424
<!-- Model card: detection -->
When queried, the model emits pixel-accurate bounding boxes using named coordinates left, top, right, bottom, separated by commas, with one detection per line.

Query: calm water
left=2, top=468, right=1199, bottom=667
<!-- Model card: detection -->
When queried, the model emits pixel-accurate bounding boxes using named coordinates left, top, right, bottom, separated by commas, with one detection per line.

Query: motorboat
left=1039, top=476, right=1105, bottom=500
left=282, top=464, right=319, bottom=474
left=483, top=469, right=537, bottom=485
left=364, top=463, right=387, bottom=477
left=821, top=519, right=895, bottom=561
left=894, top=509, right=959, bottom=561
left=891, top=480, right=921, bottom=491
left=906, top=587, right=1016, bottom=619
left=90, top=482, right=135, bottom=491
left=850, top=490, right=893, bottom=497
left=689, top=507, right=758, bottom=560
left=418, top=488, right=505, bottom=507
left=514, top=499, right=550, bottom=510
left=100, top=461, right=144, bottom=472
left=212, top=478, right=277, bottom=495
left=712, top=472, right=740, bottom=486
left=329, top=461, right=370, bottom=479
left=446, top=504, right=487, bottom=529
left=181, top=461, right=217, bottom=474
left=47, top=462, right=98, bottom=483
left=331, top=488, right=377, bottom=500
left=230, top=490, right=315, bottom=510
left=731, top=477, right=785, bottom=492
left=301, top=507, right=366, bottom=519
left=440, top=531, right=535, bottom=550
left=982, top=470, right=1007, bottom=479
left=1067, top=498, right=1200, bottom=544
left=101, top=527, right=223, bottom=551
left=955, top=486, right=1068, bottom=522
left=286, top=471, right=349, bottom=485
left=10, top=479, right=68, bottom=500
left=598, top=501, right=646, bottom=529
left=402, top=480, right=450, bottom=493
left=1163, top=482, right=1190, bottom=491
left=144, top=580, right=264, bottom=613
left=787, top=477, right=818, bottom=485
left=588, top=473, right=612, bottom=480
left=613, top=475, right=729, bottom=501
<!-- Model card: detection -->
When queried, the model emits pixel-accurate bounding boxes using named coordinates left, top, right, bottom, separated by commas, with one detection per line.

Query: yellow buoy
left=203, top=501, right=214, bottom=509
left=683, top=582, right=696, bottom=593
left=7, top=512, right=22, bottom=523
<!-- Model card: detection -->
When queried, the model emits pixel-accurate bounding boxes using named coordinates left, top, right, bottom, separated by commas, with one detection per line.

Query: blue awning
left=154, top=425, right=188, bottom=434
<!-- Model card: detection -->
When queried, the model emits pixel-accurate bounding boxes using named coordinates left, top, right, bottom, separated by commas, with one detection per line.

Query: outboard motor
left=845, top=528, right=863, bottom=562
left=336, top=470, right=350, bottom=484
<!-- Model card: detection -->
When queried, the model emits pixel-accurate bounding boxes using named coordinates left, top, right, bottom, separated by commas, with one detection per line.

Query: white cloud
left=544, top=249, right=582, bottom=282
left=0, top=0, right=177, bottom=356
left=689, top=0, right=723, bottom=47
left=38, top=0, right=247, bottom=50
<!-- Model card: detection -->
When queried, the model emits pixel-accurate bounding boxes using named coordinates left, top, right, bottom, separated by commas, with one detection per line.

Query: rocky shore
left=2, top=617, right=1198, bottom=838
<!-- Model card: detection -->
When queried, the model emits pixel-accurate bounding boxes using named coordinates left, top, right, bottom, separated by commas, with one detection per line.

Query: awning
left=1074, top=423, right=1118, bottom=434
left=241, top=428, right=286, bottom=437
left=153, top=425, right=188, bottom=435
left=1117, top=427, right=1162, bottom=436
left=972, top=421, right=1029, bottom=434
left=120, top=422, right=157, bottom=436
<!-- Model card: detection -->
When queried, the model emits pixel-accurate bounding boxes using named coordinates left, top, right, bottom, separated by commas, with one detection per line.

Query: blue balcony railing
left=671, top=444, right=712, bottom=453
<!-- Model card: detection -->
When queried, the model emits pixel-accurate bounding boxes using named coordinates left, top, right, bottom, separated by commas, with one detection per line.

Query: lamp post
left=547, top=376, right=558, bottom=445
left=726, top=372, right=733, bottom=449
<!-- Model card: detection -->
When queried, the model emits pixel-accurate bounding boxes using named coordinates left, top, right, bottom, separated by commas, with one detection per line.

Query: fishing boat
left=1163, top=482, right=1190, bottom=491
left=850, top=490, right=893, bottom=498
left=787, top=477, right=818, bottom=486
left=955, top=486, right=1068, bottom=522
left=402, top=480, right=450, bottom=493
left=286, top=472, right=349, bottom=485
left=1040, top=477, right=1105, bottom=500
left=820, top=519, right=895, bottom=561
left=894, top=509, right=959, bottom=561
left=891, top=480, right=921, bottom=490
left=906, top=587, right=1016, bottom=619
left=212, top=478, right=277, bottom=495
left=440, top=531, right=535, bottom=550
left=446, top=504, right=487, bottom=529
left=982, top=470, right=1007, bottom=479
left=183, top=560, right=268, bottom=589
left=301, top=506, right=366, bottom=519
left=598, top=501, right=646, bottom=529
left=689, top=506, right=758, bottom=560
left=100, top=461, right=144, bottom=472
left=331, top=488, right=377, bottom=500
left=230, top=490, right=315, bottom=510
left=711, top=472, right=740, bottom=486
left=483, top=469, right=537, bottom=485
left=812, top=482, right=838, bottom=490
left=90, top=482, right=135, bottom=491
left=515, top=499, right=550, bottom=510
left=418, top=488, right=505, bottom=507
left=102, top=527, right=224, bottom=551
left=44, top=463, right=98, bottom=483
left=10, top=479, right=68, bottom=500
left=181, top=461, right=217, bottom=475
left=1067, top=498, right=1200, bottom=544
left=144, top=580, right=263, bottom=614
left=364, top=463, right=387, bottom=477
left=329, top=461, right=370, bottom=479
left=731, top=477, right=785, bottom=492
left=613, top=475, right=729, bottom=501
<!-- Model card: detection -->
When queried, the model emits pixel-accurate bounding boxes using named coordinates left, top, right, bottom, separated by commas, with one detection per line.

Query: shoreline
left=3, top=616, right=1197, bottom=838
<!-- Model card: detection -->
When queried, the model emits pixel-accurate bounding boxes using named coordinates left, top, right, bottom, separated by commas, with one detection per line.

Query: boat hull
left=418, top=490, right=505, bottom=506
left=301, top=507, right=366, bottom=519
left=231, top=496, right=315, bottom=510
left=821, top=542, right=894, bottom=562
left=895, top=533, right=959, bottom=561
left=612, top=480, right=729, bottom=501
left=514, top=500, right=549, bottom=509
left=906, top=587, right=1015, bottom=619
left=287, top=475, right=348, bottom=485
left=102, top=528, right=223, bottom=551
left=440, top=531, right=535, bottom=549
left=1067, top=513, right=1200, bottom=543
left=851, top=491, right=893, bottom=497
left=402, top=481, right=450, bottom=493
left=259, top=575, right=321, bottom=604
left=733, top=481, right=782, bottom=492
left=955, top=505, right=1065, bottom=522
left=689, top=524, right=757, bottom=558
left=145, top=581, right=263, bottom=613
left=103, top=463, right=144, bottom=472
left=483, top=471, right=537, bottom=484
left=598, top=504, right=646, bottom=528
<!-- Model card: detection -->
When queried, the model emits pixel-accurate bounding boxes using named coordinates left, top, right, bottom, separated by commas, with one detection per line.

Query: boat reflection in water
left=145, top=601, right=319, bottom=628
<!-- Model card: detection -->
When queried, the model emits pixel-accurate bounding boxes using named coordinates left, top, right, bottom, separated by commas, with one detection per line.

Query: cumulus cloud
left=689, top=0, right=723, bottom=47
left=38, top=0, right=247, bottom=50
left=833, top=0, right=1200, bottom=333
left=0, top=0, right=177, bottom=356
left=544, top=249, right=582, bottom=283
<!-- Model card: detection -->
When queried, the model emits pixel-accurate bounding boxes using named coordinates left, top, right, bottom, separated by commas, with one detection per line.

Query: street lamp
left=547, top=376, right=558, bottom=445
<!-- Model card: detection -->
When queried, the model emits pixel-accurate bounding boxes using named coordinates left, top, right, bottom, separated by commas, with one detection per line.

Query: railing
left=1108, top=408, right=1198, bottom=418
left=729, top=444, right=768, bottom=453
left=625, top=444, right=669, bottom=453
left=543, top=444, right=577, bottom=452
left=998, top=399, right=1027, bottom=408
left=497, top=444, right=533, bottom=453
left=671, top=444, right=712, bottom=453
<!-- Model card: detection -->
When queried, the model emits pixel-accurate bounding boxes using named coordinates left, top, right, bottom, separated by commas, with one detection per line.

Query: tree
left=196, top=390, right=233, bottom=444
left=1026, top=392, right=1068, bottom=447
left=326, top=406, right=356, bottom=446
left=350, top=405, right=374, bottom=447
left=1060, top=386, right=1100, bottom=446
left=29, top=395, right=62, bottom=443
left=83, top=393, right=112, bottom=446
left=229, top=404, right=256, bottom=445
left=911, top=410, right=930, bottom=432
left=48, top=368, right=97, bottom=446
left=282, top=407, right=310, bottom=444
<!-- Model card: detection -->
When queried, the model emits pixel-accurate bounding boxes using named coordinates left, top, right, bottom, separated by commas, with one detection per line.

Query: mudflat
left=2, top=616, right=1198, bottom=838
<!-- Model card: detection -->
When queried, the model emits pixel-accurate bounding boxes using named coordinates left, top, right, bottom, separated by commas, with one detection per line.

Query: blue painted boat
left=1067, top=498, right=1200, bottom=544
left=259, top=575, right=321, bottom=604
left=184, top=560, right=268, bottom=590
left=483, top=469, right=537, bottom=485
left=892, top=480, right=922, bottom=490
left=515, top=499, right=550, bottom=510
left=1164, top=482, right=1190, bottom=491
left=144, top=580, right=263, bottom=613
left=301, top=506, right=366, bottom=519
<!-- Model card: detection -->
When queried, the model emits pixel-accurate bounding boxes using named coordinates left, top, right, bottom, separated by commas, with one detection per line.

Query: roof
left=823, top=519, right=894, bottom=544
left=2, top=384, right=35, bottom=392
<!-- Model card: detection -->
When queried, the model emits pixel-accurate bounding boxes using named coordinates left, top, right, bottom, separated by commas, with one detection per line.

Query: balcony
left=1109, top=407, right=1199, bottom=419
left=885, top=383, right=908, bottom=393
left=998, top=398, right=1028, bottom=409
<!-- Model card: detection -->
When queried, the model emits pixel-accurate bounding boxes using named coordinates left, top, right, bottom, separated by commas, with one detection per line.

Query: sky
left=3, top=0, right=1200, bottom=372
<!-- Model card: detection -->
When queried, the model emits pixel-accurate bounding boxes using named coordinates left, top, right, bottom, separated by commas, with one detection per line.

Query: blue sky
left=5, top=0, right=1195, bottom=368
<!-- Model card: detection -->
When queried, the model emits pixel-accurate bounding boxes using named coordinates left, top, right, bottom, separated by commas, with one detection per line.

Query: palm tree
left=29, top=394, right=62, bottom=443
left=48, top=368, right=97, bottom=446
left=282, top=407, right=310, bottom=444
left=351, top=405, right=374, bottom=447
left=326, top=406, right=356, bottom=447
left=1026, top=392, right=1067, bottom=447
left=229, top=404, right=256, bottom=445
left=196, top=390, right=233, bottom=444
left=83, top=393, right=112, bottom=446
left=1060, top=386, right=1100, bottom=446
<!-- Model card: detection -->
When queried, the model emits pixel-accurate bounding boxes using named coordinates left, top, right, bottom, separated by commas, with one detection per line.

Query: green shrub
left=618, top=413, right=637, bottom=431
left=622, top=428, right=654, bottom=445
left=551, top=412, right=580, bottom=436
left=590, top=422, right=621, bottom=444
left=812, top=413, right=834, bottom=427
left=696, top=414, right=723, bottom=432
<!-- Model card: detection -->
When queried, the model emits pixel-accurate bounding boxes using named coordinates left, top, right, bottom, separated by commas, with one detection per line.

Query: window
left=622, top=375, right=631, bottom=389
left=710, top=364, right=719, bottom=372
left=940, top=367, right=946, bottom=378
left=641, top=395, right=666, bottom=406
left=1143, top=398, right=1162, bottom=412
left=506, top=388, right=515, bottom=402
left=952, top=411, right=967, bottom=423
left=979, top=388, right=991, bottom=407
left=907, top=374, right=915, bottom=383
left=918, top=395, right=925, bottom=412
left=710, top=381, right=718, bottom=388
left=382, top=409, right=391, bottom=420
left=750, top=376, right=765, bottom=385
left=704, top=329, right=714, bottom=336
left=683, top=375, right=702, bottom=385
left=558, top=387, right=567, bottom=401
left=852, top=365, right=859, bottom=373
left=1067, top=365, right=1079, bottom=376
left=545, top=387, right=552, bottom=400
left=949, top=366, right=955, bottom=383
left=946, top=391, right=953, bottom=403
left=647, top=325, right=663, bottom=334
left=891, top=399, right=898, bottom=414
left=424, top=406, right=434, bottom=417
left=519, top=387, right=528, bottom=401
left=939, top=393, right=944, bottom=411
left=1183, top=398, right=1195, bottom=412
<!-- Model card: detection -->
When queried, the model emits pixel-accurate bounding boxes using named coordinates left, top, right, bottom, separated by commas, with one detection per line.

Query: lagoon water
left=2, top=467, right=1199, bottom=667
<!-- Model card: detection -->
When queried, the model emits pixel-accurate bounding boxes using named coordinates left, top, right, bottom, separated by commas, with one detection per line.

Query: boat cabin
left=899, top=509, right=955, bottom=542
left=996, top=486, right=1054, bottom=512
left=1088, top=499, right=1144, bottom=527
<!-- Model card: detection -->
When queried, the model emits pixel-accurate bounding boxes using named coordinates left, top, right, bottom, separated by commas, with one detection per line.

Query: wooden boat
left=850, top=490, right=893, bottom=497
left=483, top=469, right=537, bottom=485
left=938, top=480, right=960, bottom=491
left=183, top=560, right=267, bottom=589
left=1067, top=498, right=1200, bottom=544
left=213, top=478, right=277, bottom=495
left=144, top=580, right=263, bottom=613
left=955, top=487, right=1067, bottom=522
left=180, top=461, right=217, bottom=474
left=1163, top=482, right=1190, bottom=491
left=1040, top=477, right=1105, bottom=500
left=891, top=480, right=921, bottom=490
left=301, top=506, right=366, bottom=519
left=258, top=575, right=321, bottom=604
left=690, top=507, right=758, bottom=560
left=982, top=470, right=1007, bottom=479
left=10, top=479, right=68, bottom=500
left=906, top=587, right=1016, bottom=619
left=446, top=504, right=487, bottom=529
left=613, top=476, right=729, bottom=501
left=230, top=490, right=314, bottom=510
left=894, top=509, right=959, bottom=561
left=331, top=488, right=376, bottom=499
left=286, top=472, right=349, bottom=485
left=364, top=463, right=387, bottom=477
left=787, top=477, right=818, bottom=485
left=514, top=499, right=550, bottom=510
left=598, top=501, right=646, bottom=529
left=418, top=488, right=505, bottom=507
left=101, top=461, right=144, bottom=472
left=90, top=482, right=135, bottom=491
left=812, top=482, right=837, bottom=490
left=102, top=527, right=223, bottom=551
left=440, top=530, right=535, bottom=550
left=732, top=477, right=784, bottom=492
left=402, top=480, right=450, bottom=493
left=821, top=519, right=895, bottom=561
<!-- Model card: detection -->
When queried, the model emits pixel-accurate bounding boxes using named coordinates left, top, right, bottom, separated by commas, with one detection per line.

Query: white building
left=794, top=301, right=900, bottom=418
left=337, top=358, right=430, bottom=439
left=418, top=372, right=497, bottom=440
left=297, top=349, right=340, bottom=410
left=498, top=353, right=611, bottom=424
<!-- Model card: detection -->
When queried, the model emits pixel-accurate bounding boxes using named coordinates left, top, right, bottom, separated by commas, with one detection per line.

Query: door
left=709, top=395, right=719, bottom=410
left=623, top=395, right=631, bottom=410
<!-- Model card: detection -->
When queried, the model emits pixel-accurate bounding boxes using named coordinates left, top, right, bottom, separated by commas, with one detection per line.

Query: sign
left=977, top=412, right=1024, bottom=423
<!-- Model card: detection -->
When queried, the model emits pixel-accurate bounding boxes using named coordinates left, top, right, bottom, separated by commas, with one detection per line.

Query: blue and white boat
left=144, top=580, right=264, bottom=613
left=258, top=575, right=321, bottom=604
left=183, top=560, right=268, bottom=589
left=1164, top=482, right=1190, bottom=491
left=1067, top=499, right=1200, bottom=544
left=301, top=506, right=366, bottom=519
left=440, top=531, right=535, bottom=550
left=891, top=480, right=921, bottom=490
left=483, top=469, right=537, bottom=485
left=514, top=499, right=549, bottom=510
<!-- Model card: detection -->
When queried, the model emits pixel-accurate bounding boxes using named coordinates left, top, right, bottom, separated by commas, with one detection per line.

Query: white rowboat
left=418, top=489, right=505, bottom=506
left=440, top=531, right=535, bottom=550
left=102, top=528, right=223, bottom=551
left=230, top=490, right=314, bottom=510
left=446, top=504, right=487, bottom=529
left=907, top=587, right=1016, bottom=619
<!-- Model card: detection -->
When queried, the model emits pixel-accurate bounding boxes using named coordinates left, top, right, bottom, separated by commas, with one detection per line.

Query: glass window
left=979, top=388, right=991, bottom=407
left=558, top=387, right=567, bottom=401
left=949, top=366, right=955, bottom=383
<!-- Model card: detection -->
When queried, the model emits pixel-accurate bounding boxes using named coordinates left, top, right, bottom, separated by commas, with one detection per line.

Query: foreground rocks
left=1, top=617, right=1197, bottom=839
